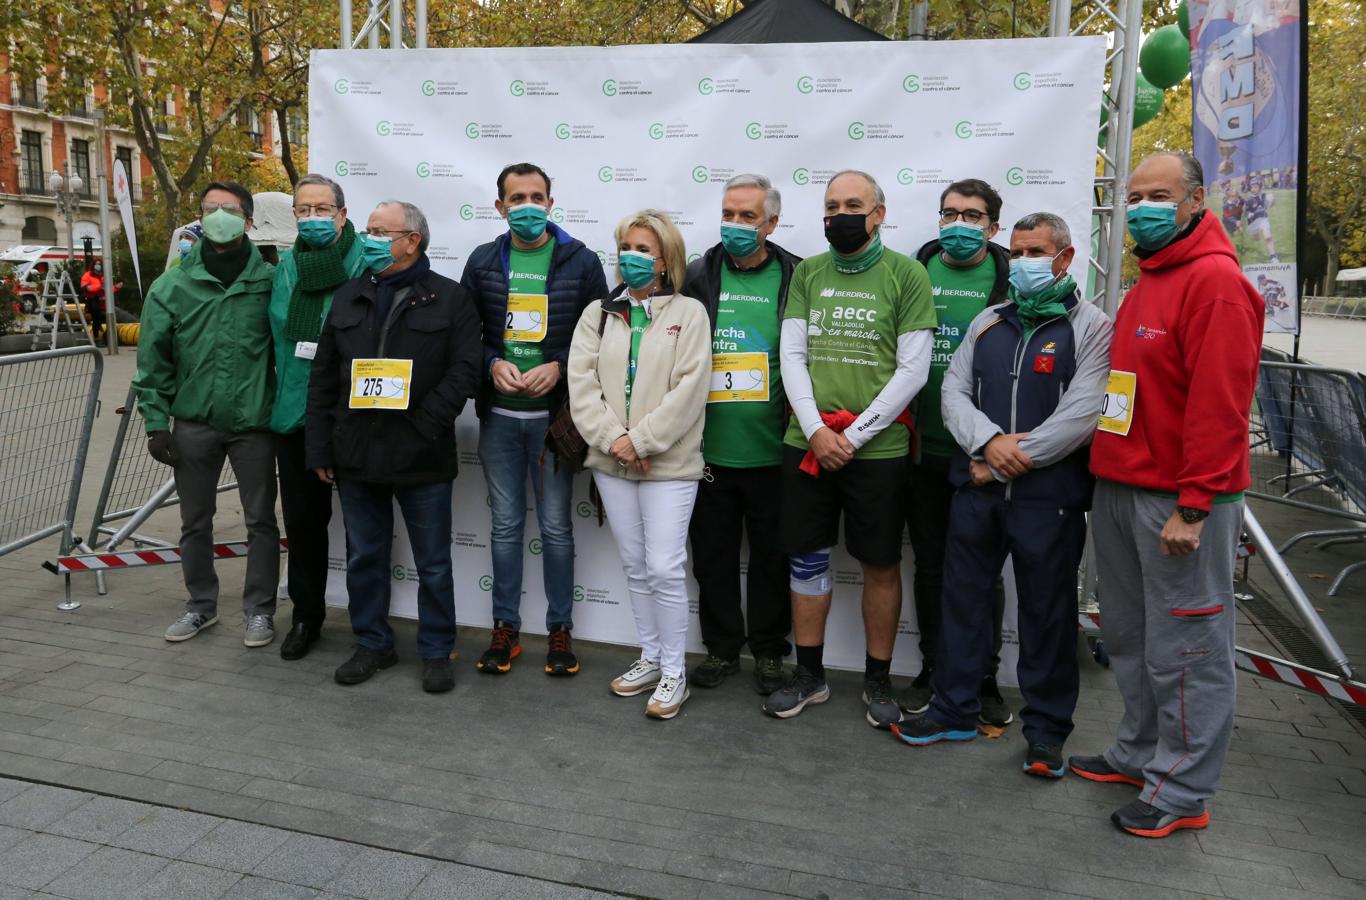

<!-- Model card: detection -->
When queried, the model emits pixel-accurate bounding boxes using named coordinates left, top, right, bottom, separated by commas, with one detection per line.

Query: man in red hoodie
left=1068, top=153, right=1264, bottom=838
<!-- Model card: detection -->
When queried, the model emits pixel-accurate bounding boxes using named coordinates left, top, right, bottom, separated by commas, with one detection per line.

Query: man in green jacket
left=133, top=181, right=280, bottom=648
left=268, top=173, right=366, bottom=661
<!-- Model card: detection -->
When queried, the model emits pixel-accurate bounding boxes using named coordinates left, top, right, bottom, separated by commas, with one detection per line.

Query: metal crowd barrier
left=0, top=347, right=103, bottom=609
left=1249, top=349, right=1366, bottom=595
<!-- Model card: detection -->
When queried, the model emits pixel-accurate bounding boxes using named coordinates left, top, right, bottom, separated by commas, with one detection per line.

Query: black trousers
left=274, top=429, right=334, bottom=625
left=688, top=464, right=791, bottom=659
left=906, top=454, right=1003, bottom=674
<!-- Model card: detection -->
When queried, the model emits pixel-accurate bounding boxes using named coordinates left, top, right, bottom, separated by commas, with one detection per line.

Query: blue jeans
left=336, top=478, right=456, bottom=659
left=477, top=412, right=575, bottom=631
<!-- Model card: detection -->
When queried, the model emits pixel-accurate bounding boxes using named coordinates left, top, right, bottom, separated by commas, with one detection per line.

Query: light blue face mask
left=1126, top=200, right=1181, bottom=250
left=1008, top=255, right=1059, bottom=297
left=178, top=239, right=193, bottom=258
left=506, top=203, right=548, bottom=242
left=360, top=234, right=396, bottom=273
left=618, top=250, right=658, bottom=289
left=297, top=216, right=337, bottom=248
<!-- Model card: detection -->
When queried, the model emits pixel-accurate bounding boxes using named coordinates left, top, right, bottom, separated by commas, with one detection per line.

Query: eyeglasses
left=365, top=228, right=414, bottom=238
left=201, top=201, right=246, bottom=217
left=293, top=204, right=338, bottom=218
left=939, top=208, right=989, bottom=226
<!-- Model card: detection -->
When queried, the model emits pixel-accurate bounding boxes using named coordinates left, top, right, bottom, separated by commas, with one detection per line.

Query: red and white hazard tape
left=44, top=539, right=288, bottom=575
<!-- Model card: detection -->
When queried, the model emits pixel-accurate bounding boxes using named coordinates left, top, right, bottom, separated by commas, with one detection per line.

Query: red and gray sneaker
left=476, top=621, right=521, bottom=674
left=1067, top=754, right=1143, bottom=787
left=1111, top=799, right=1209, bottom=838
left=545, top=625, right=579, bottom=677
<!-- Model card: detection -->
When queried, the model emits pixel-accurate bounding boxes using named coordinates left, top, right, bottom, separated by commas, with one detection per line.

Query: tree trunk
left=1324, top=247, right=1339, bottom=296
left=275, top=106, right=299, bottom=186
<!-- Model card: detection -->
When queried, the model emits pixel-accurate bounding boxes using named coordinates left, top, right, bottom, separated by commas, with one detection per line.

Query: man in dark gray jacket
left=892, top=212, right=1112, bottom=781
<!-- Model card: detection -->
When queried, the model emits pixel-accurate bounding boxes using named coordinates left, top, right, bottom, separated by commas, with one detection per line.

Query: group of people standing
left=132, top=150, right=1264, bottom=840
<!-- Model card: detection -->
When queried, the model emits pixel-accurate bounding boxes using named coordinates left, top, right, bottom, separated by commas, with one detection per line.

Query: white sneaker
left=645, top=673, right=689, bottom=720
left=610, top=658, right=662, bottom=696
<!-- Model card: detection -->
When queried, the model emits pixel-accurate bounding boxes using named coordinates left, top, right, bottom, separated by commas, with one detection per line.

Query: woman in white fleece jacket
left=567, top=209, right=711, bottom=720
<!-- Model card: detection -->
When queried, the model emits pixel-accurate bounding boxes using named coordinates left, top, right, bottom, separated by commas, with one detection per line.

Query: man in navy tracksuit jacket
left=459, top=162, right=607, bottom=678
left=892, top=212, right=1112, bottom=777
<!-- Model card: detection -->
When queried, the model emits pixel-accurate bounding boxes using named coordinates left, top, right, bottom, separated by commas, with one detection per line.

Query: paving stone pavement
left=0, top=351, right=1363, bottom=899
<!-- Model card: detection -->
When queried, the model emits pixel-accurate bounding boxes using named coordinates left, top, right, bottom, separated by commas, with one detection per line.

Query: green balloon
left=1177, top=0, right=1191, bottom=39
left=1140, top=24, right=1191, bottom=89
left=1133, top=73, right=1165, bottom=128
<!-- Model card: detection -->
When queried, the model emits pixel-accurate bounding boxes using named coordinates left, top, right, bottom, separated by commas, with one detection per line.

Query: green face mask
left=202, top=208, right=247, bottom=244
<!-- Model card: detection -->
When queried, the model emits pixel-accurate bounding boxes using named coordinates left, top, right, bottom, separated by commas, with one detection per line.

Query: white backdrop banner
left=309, top=38, right=1106, bottom=681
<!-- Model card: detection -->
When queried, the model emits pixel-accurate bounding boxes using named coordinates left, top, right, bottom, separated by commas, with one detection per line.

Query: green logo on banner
left=897, top=168, right=915, bottom=185
left=691, top=165, right=708, bottom=183
left=797, top=75, right=814, bottom=94
left=594, top=250, right=607, bottom=266
left=334, top=78, right=350, bottom=94
left=529, top=538, right=543, bottom=555
left=793, top=167, right=810, bottom=186
left=334, top=161, right=349, bottom=177
left=459, top=204, right=474, bottom=221
left=420, top=79, right=435, bottom=96
left=549, top=207, right=566, bottom=224
left=392, top=565, right=405, bottom=581
left=1013, top=72, right=1032, bottom=91
left=478, top=575, right=493, bottom=591
left=687, top=252, right=701, bottom=263
left=375, top=120, right=392, bottom=136
left=465, top=122, right=480, bottom=139
left=745, top=122, right=762, bottom=140
left=555, top=123, right=571, bottom=140
left=416, top=161, right=431, bottom=178
left=1006, top=166, right=1025, bottom=186
left=602, top=79, right=617, bottom=97
left=648, top=122, right=665, bottom=140
left=902, top=74, right=920, bottom=93
left=576, top=500, right=594, bottom=518
left=698, top=76, right=714, bottom=95
left=509, top=79, right=526, bottom=96
left=573, top=584, right=586, bottom=602
left=847, top=121, right=865, bottom=140
left=955, top=120, right=973, bottom=139
left=598, top=166, right=614, bottom=183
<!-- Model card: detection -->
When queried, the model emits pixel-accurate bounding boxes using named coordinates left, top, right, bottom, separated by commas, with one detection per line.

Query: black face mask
left=824, top=213, right=870, bottom=255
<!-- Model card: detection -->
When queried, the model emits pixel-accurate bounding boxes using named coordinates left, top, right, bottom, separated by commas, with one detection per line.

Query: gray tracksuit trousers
left=1091, top=479, right=1241, bottom=817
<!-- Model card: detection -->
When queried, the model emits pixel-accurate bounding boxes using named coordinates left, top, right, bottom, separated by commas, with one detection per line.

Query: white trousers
left=592, top=472, right=698, bottom=678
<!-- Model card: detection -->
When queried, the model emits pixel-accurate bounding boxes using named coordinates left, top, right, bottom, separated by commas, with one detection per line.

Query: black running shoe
left=334, top=646, right=399, bottom=685
left=862, top=672, right=903, bottom=730
left=898, top=666, right=933, bottom=715
left=545, top=626, right=579, bottom=676
left=752, top=655, right=786, bottom=696
left=1111, top=799, right=1209, bottom=838
left=1023, top=743, right=1065, bottom=779
left=476, top=621, right=521, bottom=674
left=692, top=654, right=739, bottom=688
left=422, top=658, right=455, bottom=694
left=1068, top=754, right=1143, bottom=787
left=762, top=666, right=830, bottom=718
left=978, top=674, right=1014, bottom=726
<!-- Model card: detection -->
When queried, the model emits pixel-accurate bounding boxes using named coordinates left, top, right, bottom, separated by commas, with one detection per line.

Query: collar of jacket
left=495, top=221, right=577, bottom=277
left=694, top=239, right=800, bottom=328
left=181, top=239, right=272, bottom=291
left=352, top=269, right=440, bottom=308
left=603, top=282, right=676, bottom=321
left=994, top=287, right=1079, bottom=330
left=914, top=237, right=1012, bottom=305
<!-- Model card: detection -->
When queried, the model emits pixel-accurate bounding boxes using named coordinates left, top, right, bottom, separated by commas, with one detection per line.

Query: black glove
left=147, top=431, right=180, bottom=467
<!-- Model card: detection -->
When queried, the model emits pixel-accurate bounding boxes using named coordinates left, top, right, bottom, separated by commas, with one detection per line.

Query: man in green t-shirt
left=903, top=178, right=1014, bottom=727
left=681, top=174, right=803, bottom=696
left=763, top=170, right=937, bottom=730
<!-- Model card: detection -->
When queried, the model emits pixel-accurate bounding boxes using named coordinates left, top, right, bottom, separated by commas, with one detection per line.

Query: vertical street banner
left=1190, top=0, right=1305, bottom=334
left=309, top=38, right=1105, bottom=680
left=111, top=160, right=142, bottom=295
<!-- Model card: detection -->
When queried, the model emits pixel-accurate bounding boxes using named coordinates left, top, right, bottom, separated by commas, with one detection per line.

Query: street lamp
left=50, top=162, right=84, bottom=267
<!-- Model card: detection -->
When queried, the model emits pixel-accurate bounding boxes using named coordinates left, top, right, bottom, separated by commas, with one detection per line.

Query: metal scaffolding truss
left=340, top=0, right=428, bottom=49
left=1051, top=0, right=1142, bottom=316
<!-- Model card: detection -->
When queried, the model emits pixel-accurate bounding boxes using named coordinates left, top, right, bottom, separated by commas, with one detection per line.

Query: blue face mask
left=360, top=234, right=396, bottom=273
left=618, top=250, right=658, bottom=290
left=1009, top=255, right=1059, bottom=297
left=1126, top=200, right=1181, bottom=250
left=297, top=216, right=337, bottom=248
left=939, top=222, right=987, bottom=261
left=719, top=222, right=761, bottom=259
left=178, top=239, right=193, bottom=258
left=506, top=203, right=548, bottom=242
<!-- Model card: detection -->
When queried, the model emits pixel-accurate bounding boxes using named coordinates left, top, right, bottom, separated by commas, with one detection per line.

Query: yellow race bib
left=350, top=358, right=413, bottom=410
left=505, top=293, right=548, bottom=343
left=1097, top=370, right=1136, bottom=436
left=708, top=352, right=769, bottom=403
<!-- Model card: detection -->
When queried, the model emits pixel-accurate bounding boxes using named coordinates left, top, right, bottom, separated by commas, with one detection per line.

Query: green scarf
left=201, top=237, right=253, bottom=287
left=285, top=220, right=357, bottom=342
left=1011, top=274, right=1076, bottom=334
left=831, top=232, right=884, bottom=274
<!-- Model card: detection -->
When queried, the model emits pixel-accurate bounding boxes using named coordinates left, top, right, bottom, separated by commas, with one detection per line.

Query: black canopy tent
left=689, top=0, right=889, bottom=43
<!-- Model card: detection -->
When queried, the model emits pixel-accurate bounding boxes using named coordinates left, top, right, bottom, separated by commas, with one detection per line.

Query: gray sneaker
left=165, top=612, right=217, bottom=642
left=762, top=666, right=830, bottom=719
left=863, top=672, right=903, bottom=730
left=243, top=614, right=275, bottom=648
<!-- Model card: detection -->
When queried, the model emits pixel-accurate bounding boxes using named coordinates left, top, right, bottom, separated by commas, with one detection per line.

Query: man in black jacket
left=459, top=163, right=607, bottom=677
left=306, top=200, right=481, bottom=694
left=680, top=173, right=801, bottom=695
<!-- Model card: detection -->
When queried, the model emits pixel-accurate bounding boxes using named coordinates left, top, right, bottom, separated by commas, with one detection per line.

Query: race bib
left=708, top=352, right=769, bottom=403
left=1097, top=370, right=1136, bottom=436
left=349, top=358, right=412, bottom=410
left=504, top=293, right=548, bottom=343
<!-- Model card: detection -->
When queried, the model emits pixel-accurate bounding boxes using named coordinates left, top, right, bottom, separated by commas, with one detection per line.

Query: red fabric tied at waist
left=799, top=409, right=915, bottom=477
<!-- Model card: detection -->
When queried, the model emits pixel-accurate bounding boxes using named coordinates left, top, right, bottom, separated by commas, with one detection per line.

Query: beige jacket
left=567, top=290, right=712, bottom=481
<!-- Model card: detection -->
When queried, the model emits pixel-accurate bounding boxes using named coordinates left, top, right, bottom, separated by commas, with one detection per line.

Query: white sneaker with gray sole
left=243, top=614, right=275, bottom=648
left=165, top=612, right=218, bottom=642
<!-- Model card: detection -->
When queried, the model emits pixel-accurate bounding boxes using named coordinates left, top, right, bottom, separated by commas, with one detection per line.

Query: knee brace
left=789, top=548, right=834, bottom=596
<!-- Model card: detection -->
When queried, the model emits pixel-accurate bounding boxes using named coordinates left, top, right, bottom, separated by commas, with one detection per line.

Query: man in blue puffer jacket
left=892, top=212, right=1112, bottom=781
left=459, top=162, right=608, bottom=678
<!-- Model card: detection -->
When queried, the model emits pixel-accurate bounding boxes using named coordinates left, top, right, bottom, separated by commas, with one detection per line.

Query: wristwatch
left=1177, top=505, right=1209, bottom=524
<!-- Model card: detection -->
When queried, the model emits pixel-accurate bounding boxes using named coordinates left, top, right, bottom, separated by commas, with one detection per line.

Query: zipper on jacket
left=1005, top=313, right=1068, bottom=501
